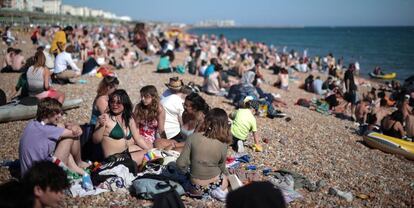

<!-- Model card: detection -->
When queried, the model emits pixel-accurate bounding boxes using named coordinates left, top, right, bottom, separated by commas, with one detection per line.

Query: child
left=134, top=85, right=166, bottom=148
left=230, top=96, right=262, bottom=153
left=279, top=68, right=289, bottom=91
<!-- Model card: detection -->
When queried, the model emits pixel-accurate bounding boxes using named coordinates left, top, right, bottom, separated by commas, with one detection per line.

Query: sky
left=64, top=0, right=414, bottom=26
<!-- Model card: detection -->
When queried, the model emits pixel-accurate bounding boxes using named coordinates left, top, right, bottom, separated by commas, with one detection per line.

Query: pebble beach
left=0, top=33, right=413, bottom=208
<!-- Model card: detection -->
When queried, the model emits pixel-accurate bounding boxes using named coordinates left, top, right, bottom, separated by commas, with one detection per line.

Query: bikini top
left=109, top=117, right=132, bottom=140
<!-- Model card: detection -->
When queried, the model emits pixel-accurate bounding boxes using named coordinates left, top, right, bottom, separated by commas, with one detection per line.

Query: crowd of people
left=0, top=22, right=413, bottom=207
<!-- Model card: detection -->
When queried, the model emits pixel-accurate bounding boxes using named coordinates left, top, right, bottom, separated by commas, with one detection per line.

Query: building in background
left=195, top=19, right=236, bottom=27
left=1, top=0, right=24, bottom=10
left=24, top=0, right=43, bottom=12
left=42, top=0, right=60, bottom=14
left=0, top=0, right=131, bottom=21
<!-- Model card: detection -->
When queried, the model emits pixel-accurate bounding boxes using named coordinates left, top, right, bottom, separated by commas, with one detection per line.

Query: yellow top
left=50, top=31, right=67, bottom=54
left=231, top=108, right=257, bottom=140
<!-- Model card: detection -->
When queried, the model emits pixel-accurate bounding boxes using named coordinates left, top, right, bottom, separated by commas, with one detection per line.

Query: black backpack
left=152, top=183, right=185, bottom=208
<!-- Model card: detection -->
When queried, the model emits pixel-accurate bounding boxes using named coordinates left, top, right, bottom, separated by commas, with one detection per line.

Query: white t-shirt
left=53, top=52, right=80, bottom=74
left=161, top=94, right=184, bottom=139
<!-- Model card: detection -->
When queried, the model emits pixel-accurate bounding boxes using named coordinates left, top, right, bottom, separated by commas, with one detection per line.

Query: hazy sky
left=64, top=0, right=414, bottom=26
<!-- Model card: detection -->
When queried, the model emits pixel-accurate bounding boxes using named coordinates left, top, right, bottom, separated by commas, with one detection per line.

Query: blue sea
left=188, top=27, right=414, bottom=81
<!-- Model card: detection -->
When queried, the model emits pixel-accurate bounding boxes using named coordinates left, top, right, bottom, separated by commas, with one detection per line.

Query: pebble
left=329, top=187, right=353, bottom=202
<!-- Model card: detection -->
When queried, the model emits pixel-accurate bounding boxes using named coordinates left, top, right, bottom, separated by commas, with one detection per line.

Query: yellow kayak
left=363, top=132, right=414, bottom=160
left=369, top=72, right=396, bottom=79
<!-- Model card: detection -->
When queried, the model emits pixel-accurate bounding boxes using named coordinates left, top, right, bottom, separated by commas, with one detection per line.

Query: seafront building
left=0, top=0, right=131, bottom=21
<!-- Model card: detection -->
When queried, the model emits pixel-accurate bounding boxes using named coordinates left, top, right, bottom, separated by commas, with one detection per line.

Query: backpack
left=153, top=187, right=185, bottom=208
left=132, top=175, right=185, bottom=200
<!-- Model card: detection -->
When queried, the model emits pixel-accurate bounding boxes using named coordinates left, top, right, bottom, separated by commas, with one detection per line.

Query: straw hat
left=165, top=77, right=184, bottom=90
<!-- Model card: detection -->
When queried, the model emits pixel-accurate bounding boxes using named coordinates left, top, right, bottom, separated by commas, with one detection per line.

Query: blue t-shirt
left=157, top=56, right=170, bottom=71
left=203, top=64, right=215, bottom=78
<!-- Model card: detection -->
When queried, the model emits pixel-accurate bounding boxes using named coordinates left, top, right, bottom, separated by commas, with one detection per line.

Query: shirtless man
left=374, top=99, right=389, bottom=126
left=355, top=99, right=370, bottom=124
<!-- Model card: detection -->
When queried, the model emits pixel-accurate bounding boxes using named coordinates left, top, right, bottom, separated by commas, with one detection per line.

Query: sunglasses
left=110, top=100, right=123, bottom=105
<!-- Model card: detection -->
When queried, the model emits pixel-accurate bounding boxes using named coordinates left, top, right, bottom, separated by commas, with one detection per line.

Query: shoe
left=210, top=188, right=227, bottom=202
left=237, top=140, right=245, bottom=153
left=253, top=144, right=263, bottom=152
left=82, top=174, right=94, bottom=191
left=236, top=154, right=250, bottom=163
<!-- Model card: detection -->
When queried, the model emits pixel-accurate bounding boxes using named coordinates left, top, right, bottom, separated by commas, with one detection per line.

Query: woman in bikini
left=93, top=89, right=150, bottom=165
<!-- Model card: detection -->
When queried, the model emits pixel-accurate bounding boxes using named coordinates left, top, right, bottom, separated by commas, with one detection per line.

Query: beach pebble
left=329, top=187, right=353, bottom=202
left=279, top=137, right=287, bottom=145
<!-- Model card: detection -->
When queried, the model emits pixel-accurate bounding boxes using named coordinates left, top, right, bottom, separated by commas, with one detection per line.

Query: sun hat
left=165, top=77, right=184, bottom=90
left=243, top=96, right=254, bottom=104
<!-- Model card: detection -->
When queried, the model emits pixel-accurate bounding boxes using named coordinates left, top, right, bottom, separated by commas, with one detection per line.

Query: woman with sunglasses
left=93, top=89, right=150, bottom=166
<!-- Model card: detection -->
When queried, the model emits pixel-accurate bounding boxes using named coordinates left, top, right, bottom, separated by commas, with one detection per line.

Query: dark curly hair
left=109, top=89, right=133, bottom=127
left=185, top=93, right=210, bottom=115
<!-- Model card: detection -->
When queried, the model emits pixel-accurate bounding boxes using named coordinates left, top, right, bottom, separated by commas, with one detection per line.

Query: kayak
left=0, top=99, right=83, bottom=123
left=363, top=132, right=414, bottom=160
left=369, top=72, right=396, bottom=80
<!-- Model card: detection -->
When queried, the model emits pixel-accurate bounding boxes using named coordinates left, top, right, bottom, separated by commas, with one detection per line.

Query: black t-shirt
left=344, top=70, right=357, bottom=92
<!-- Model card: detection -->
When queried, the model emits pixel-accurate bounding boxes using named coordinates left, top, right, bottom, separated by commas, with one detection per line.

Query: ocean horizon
left=189, top=26, right=414, bottom=81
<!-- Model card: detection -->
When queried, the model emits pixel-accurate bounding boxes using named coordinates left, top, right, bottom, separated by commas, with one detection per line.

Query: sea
left=188, top=27, right=414, bottom=81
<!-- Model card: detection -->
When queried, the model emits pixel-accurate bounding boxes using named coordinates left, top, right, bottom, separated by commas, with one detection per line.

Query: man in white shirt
left=155, top=78, right=192, bottom=151
left=53, top=45, right=82, bottom=81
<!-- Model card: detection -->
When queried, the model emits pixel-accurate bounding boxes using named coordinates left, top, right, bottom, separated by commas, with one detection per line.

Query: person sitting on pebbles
left=19, top=98, right=92, bottom=189
left=177, top=108, right=231, bottom=201
left=230, top=96, right=262, bottom=153
left=157, top=78, right=193, bottom=151
left=52, top=45, right=82, bottom=84
left=93, top=89, right=150, bottom=166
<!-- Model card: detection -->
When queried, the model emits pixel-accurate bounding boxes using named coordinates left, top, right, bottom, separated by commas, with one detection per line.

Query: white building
left=42, top=0, right=60, bottom=14
left=1, top=0, right=25, bottom=10
left=89, top=9, right=103, bottom=18
left=60, top=4, right=74, bottom=15
left=25, top=0, right=43, bottom=12
left=117, top=16, right=132, bottom=22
